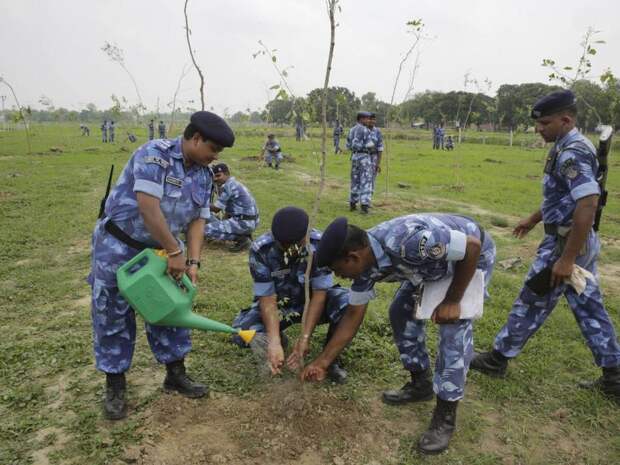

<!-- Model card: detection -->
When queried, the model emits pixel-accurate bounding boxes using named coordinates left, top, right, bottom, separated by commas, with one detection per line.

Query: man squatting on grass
left=89, top=111, right=234, bottom=420
left=205, top=163, right=259, bottom=252
left=231, top=206, right=350, bottom=383
left=301, top=214, right=496, bottom=454
left=471, top=90, right=620, bottom=402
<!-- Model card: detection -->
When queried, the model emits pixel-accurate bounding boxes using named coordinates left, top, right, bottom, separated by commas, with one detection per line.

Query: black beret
left=271, top=206, right=309, bottom=244
left=531, top=90, right=577, bottom=119
left=189, top=111, right=235, bottom=147
left=368, top=112, right=377, bottom=118
left=211, top=163, right=229, bottom=174
left=315, top=217, right=348, bottom=267
left=356, top=111, right=372, bottom=120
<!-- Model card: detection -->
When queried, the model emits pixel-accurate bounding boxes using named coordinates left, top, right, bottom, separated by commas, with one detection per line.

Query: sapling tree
left=183, top=0, right=206, bottom=110
left=101, top=42, right=146, bottom=119
left=0, top=76, right=31, bottom=154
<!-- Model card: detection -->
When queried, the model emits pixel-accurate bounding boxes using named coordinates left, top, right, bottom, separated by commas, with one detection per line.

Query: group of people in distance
left=88, top=89, right=619, bottom=457
left=433, top=124, right=454, bottom=150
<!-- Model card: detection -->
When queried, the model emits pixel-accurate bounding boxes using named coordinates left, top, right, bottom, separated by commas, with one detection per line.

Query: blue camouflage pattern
left=88, top=136, right=212, bottom=373
left=158, top=122, right=166, bottom=138
left=369, top=126, right=384, bottom=191
left=108, top=122, right=115, bottom=143
left=205, top=176, right=259, bottom=241
left=351, top=214, right=496, bottom=401
left=347, top=122, right=375, bottom=206
left=148, top=121, right=155, bottom=140
left=493, top=128, right=620, bottom=367
left=264, top=139, right=283, bottom=167
left=333, top=124, right=344, bottom=153
left=101, top=122, right=108, bottom=143
left=231, top=230, right=349, bottom=343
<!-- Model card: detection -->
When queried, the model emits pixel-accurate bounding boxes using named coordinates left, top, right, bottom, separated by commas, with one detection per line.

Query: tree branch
left=184, top=0, right=205, bottom=110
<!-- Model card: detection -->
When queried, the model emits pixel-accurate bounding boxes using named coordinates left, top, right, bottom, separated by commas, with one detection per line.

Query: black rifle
left=594, top=125, right=613, bottom=231
left=98, top=165, right=115, bottom=219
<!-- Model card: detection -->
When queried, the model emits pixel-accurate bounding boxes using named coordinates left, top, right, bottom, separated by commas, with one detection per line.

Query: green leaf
left=269, top=84, right=280, bottom=90
left=272, top=56, right=277, bottom=63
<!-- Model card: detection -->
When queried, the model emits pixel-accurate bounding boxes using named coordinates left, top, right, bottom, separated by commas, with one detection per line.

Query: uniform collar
left=169, top=137, right=184, bottom=160
left=556, top=127, right=579, bottom=149
left=368, top=233, right=392, bottom=269
left=222, top=176, right=235, bottom=187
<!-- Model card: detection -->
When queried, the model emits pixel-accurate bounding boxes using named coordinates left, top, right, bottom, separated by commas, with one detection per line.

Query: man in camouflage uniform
left=368, top=113, right=384, bottom=193
left=347, top=111, right=374, bottom=214
left=333, top=120, right=344, bottom=154
left=262, top=133, right=283, bottom=169
left=471, top=90, right=620, bottom=403
left=303, top=213, right=496, bottom=454
left=89, top=111, right=234, bottom=420
left=205, top=163, right=259, bottom=252
left=231, top=206, right=350, bottom=384
left=101, top=120, right=108, bottom=143
left=158, top=120, right=167, bottom=139
left=108, top=121, right=116, bottom=143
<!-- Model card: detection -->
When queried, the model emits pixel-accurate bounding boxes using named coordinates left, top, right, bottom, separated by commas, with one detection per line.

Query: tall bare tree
left=0, top=76, right=31, bottom=154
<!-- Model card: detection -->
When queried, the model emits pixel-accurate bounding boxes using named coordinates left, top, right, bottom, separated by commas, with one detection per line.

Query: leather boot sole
left=382, top=391, right=433, bottom=405
left=163, top=382, right=208, bottom=399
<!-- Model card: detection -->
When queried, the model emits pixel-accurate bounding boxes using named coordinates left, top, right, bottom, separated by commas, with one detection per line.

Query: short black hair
left=334, top=224, right=369, bottom=261
left=562, top=105, right=578, bottom=117
left=183, top=123, right=205, bottom=141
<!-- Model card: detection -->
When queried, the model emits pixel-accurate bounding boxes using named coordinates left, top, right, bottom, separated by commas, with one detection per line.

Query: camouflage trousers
left=494, top=232, right=620, bottom=367
left=231, top=286, right=350, bottom=347
left=333, top=136, right=341, bottom=153
left=90, top=282, right=192, bottom=373
left=390, top=236, right=496, bottom=401
left=265, top=151, right=283, bottom=166
left=205, top=217, right=258, bottom=242
left=370, top=153, right=379, bottom=192
left=350, top=153, right=373, bottom=206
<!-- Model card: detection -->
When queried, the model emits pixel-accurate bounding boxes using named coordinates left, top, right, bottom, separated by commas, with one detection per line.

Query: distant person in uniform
left=108, top=121, right=116, bottom=143
left=333, top=120, right=344, bottom=154
left=148, top=119, right=155, bottom=140
left=101, top=120, right=108, bottom=143
left=262, top=134, right=283, bottom=169
left=432, top=126, right=438, bottom=150
left=205, top=163, right=259, bottom=252
left=347, top=111, right=374, bottom=214
left=126, top=132, right=137, bottom=143
left=159, top=120, right=166, bottom=139
left=445, top=135, right=454, bottom=151
left=367, top=112, right=384, bottom=193
left=437, top=125, right=445, bottom=150
left=80, top=124, right=90, bottom=136
left=295, top=117, right=304, bottom=142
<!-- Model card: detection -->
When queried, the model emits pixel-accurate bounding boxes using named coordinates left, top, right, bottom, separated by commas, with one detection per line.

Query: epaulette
left=309, top=229, right=322, bottom=242
left=251, top=232, right=275, bottom=252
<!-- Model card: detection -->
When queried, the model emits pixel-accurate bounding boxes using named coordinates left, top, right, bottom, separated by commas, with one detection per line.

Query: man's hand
left=186, top=264, right=199, bottom=285
left=167, top=253, right=186, bottom=280
left=513, top=217, right=537, bottom=239
left=375, top=164, right=381, bottom=174
left=267, top=339, right=285, bottom=375
left=551, top=256, right=574, bottom=288
left=431, top=300, right=461, bottom=324
left=287, top=337, right=309, bottom=371
left=300, top=358, right=328, bottom=382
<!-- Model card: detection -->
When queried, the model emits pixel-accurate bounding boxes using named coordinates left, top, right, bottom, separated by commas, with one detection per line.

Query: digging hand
left=267, top=339, right=285, bottom=375
left=551, top=257, right=574, bottom=288
left=300, top=359, right=328, bottom=382
left=287, top=338, right=309, bottom=371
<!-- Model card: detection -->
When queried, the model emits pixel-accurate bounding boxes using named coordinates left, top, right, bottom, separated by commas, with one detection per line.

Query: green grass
left=0, top=123, right=618, bottom=465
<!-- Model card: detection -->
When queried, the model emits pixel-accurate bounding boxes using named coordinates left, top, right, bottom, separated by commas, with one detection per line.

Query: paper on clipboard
left=416, top=269, right=485, bottom=320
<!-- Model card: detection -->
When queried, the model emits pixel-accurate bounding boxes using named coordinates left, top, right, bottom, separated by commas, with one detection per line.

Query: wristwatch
left=186, top=259, right=201, bottom=268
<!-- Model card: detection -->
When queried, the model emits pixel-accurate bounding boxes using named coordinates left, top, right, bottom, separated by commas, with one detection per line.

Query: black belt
left=543, top=224, right=572, bottom=237
left=104, top=220, right=152, bottom=250
left=233, top=214, right=258, bottom=221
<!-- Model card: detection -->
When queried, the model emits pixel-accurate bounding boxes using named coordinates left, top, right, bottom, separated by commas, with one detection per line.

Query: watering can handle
left=118, top=248, right=155, bottom=279
left=179, top=272, right=197, bottom=300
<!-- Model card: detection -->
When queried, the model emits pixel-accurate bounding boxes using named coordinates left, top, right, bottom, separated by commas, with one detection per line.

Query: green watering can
left=116, top=248, right=255, bottom=345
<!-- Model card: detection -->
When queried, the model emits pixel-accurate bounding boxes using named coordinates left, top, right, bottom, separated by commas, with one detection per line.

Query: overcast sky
left=1, top=0, right=619, bottom=115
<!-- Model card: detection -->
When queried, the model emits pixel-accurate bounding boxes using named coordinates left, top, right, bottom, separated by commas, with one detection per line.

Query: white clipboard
left=416, top=269, right=485, bottom=320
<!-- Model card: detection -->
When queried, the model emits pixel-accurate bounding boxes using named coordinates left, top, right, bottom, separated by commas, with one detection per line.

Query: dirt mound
left=131, top=380, right=410, bottom=465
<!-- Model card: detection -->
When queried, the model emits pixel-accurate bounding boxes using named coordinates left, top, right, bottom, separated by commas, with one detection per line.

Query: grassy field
left=1, top=123, right=619, bottom=465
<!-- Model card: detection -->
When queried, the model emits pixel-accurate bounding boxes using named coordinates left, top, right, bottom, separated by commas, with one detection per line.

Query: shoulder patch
left=309, top=229, right=322, bottom=241
left=252, top=232, right=275, bottom=252
left=559, top=158, right=579, bottom=179
left=144, top=156, right=169, bottom=169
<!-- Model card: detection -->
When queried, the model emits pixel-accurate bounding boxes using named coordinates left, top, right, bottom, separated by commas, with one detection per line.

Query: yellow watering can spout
left=237, top=329, right=256, bottom=344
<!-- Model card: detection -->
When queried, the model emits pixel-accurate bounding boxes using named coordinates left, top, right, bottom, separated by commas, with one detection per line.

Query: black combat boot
left=360, top=204, right=369, bottom=215
left=324, top=324, right=348, bottom=384
left=164, top=359, right=208, bottom=398
left=578, top=366, right=620, bottom=403
left=268, top=162, right=272, bottom=168
left=470, top=350, right=508, bottom=377
left=382, top=369, right=433, bottom=405
left=104, top=373, right=127, bottom=420
left=349, top=202, right=357, bottom=211
left=228, top=236, right=252, bottom=252
left=417, top=396, right=458, bottom=454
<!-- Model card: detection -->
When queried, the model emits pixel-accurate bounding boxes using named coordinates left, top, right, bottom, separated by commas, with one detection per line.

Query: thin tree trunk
left=1, top=78, right=31, bottom=154
left=184, top=0, right=205, bottom=110
left=301, top=0, right=337, bottom=335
